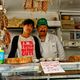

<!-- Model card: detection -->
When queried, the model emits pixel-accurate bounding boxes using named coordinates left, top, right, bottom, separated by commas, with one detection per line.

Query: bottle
left=0, top=48, right=4, bottom=64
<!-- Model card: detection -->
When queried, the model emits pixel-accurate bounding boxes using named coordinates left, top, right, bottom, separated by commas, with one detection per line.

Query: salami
left=42, top=1, right=48, bottom=12
left=0, top=11, right=8, bottom=28
left=37, top=1, right=42, bottom=11
left=24, top=0, right=33, bottom=9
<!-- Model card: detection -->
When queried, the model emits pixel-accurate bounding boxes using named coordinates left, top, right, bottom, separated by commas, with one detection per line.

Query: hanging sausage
left=42, top=0, right=48, bottom=12
left=24, top=0, right=48, bottom=12
left=0, top=10, right=8, bottom=28
left=0, top=10, right=10, bottom=48
left=37, top=1, right=42, bottom=11
left=24, top=0, right=33, bottom=9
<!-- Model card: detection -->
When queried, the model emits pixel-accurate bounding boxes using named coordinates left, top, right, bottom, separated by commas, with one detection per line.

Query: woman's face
left=23, top=24, right=33, bottom=35
left=37, top=25, right=48, bottom=37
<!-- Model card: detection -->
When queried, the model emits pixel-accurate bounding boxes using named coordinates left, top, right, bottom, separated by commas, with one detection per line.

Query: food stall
left=0, top=0, right=80, bottom=80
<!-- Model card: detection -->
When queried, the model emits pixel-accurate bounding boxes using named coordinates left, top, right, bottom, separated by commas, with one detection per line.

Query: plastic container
left=0, top=49, right=4, bottom=64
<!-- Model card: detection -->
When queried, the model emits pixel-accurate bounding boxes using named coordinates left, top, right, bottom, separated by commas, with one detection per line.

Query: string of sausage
left=24, top=0, right=48, bottom=12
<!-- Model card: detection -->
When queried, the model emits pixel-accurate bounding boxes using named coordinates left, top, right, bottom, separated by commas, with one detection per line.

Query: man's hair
left=22, top=19, right=34, bottom=28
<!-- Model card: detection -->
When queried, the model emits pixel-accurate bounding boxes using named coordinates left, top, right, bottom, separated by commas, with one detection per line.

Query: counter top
left=0, top=62, right=80, bottom=72
left=0, top=62, right=80, bottom=80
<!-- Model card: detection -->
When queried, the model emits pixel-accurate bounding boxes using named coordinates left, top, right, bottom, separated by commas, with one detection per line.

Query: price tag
left=40, top=61, right=65, bottom=74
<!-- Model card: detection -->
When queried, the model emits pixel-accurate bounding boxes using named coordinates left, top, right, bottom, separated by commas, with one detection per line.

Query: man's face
left=23, top=24, right=33, bottom=35
left=37, top=25, right=48, bottom=36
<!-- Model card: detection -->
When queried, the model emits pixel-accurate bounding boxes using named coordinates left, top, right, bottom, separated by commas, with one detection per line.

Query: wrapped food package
left=75, top=22, right=80, bottom=29
left=61, top=15, right=70, bottom=20
left=24, top=0, right=33, bottom=9
left=5, top=57, right=32, bottom=64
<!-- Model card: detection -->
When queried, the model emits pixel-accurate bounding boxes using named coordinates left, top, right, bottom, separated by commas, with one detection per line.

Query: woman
left=8, top=19, right=42, bottom=61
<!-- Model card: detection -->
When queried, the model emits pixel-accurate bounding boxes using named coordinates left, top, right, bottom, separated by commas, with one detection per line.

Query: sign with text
left=21, top=41, right=34, bottom=56
left=40, top=61, right=65, bottom=74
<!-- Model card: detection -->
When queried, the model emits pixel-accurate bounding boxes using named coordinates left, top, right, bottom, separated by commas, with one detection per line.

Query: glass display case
left=0, top=62, right=80, bottom=80
left=60, top=12, right=80, bottom=48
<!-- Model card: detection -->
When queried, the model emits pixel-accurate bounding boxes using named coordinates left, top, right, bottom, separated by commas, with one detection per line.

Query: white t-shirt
left=17, top=35, right=36, bottom=59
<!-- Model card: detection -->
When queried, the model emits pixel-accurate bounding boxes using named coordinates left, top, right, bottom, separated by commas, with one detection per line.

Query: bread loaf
left=5, top=57, right=32, bottom=64
left=69, top=55, right=80, bottom=62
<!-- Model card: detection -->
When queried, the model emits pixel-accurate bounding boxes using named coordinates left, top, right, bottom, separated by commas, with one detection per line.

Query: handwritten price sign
left=40, top=61, right=65, bottom=74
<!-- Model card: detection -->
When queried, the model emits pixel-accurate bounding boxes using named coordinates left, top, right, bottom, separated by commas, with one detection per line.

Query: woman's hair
left=22, top=19, right=34, bottom=28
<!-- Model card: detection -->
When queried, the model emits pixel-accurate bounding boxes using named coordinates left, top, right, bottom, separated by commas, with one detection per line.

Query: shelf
left=7, top=21, right=61, bottom=29
left=64, top=46, right=80, bottom=50
left=60, top=11, right=80, bottom=16
left=7, top=27, right=22, bottom=29
left=48, top=21, right=61, bottom=27
left=7, top=27, right=23, bottom=31
left=6, top=74, right=80, bottom=80
left=62, top=29, right=80, bottom=32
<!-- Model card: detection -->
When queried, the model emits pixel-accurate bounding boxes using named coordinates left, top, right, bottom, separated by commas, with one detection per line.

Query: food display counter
left=0, top=62, right=80, bottom=80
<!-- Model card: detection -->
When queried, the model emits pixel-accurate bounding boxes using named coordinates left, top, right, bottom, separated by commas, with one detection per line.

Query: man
left=36, top=18, right=65, bottom=61
left=8, top=19, right=42, bottom=61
